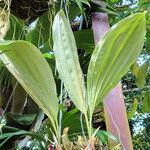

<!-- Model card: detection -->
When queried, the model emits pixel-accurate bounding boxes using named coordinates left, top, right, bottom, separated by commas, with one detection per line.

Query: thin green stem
left=89, top=114, right=93, bottom=137
left=80, top=113, right=87, bottom=142
left=84, top=109, right=94, bottom=138
left=84, top=113, right=91, bottom=138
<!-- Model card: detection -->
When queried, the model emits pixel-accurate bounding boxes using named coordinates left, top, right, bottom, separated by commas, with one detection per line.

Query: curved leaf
left=53, top=11, right=86, bottom=113
left=87, top=13, right=146, bottom=113
left=0, top=40, right=58, bottom=128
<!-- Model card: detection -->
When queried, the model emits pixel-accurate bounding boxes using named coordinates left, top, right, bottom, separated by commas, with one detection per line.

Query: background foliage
left=0, top=0, right=149, bottom=149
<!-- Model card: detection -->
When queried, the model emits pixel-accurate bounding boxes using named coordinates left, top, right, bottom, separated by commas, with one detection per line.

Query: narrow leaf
left=53, top=11, right=86, bottom=113
left=96, top=130, right=119, bottom=143
left=0, top=131, right=28, bottom=140
left=26, top=9, right=53, bottom=50
left=5, top=15, right=25, bottom=40
left=75, top=0, right=90, bottom=10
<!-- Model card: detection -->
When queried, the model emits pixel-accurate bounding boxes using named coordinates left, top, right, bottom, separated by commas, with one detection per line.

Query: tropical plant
left=0, top=8, right=146, bottom=149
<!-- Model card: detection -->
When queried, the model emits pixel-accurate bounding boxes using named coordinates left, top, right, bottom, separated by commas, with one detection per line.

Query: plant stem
left=89, top=114, right=93, bottom=137
left=51, top=118, right=58, bottom=134
left=84, top=113, right=91, bottom=138
left=85, top=109, right=94, bottom=138
left=58, top=81, right=63, bottom=143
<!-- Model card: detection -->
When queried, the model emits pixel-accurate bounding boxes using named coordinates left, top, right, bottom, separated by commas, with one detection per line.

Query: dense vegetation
left=0, top=0, right=149, bottom=149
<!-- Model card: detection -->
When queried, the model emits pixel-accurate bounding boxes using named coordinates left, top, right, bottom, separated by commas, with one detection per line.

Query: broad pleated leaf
left=87, top=13, right=146, bottom=112
left=0, top=40, right=58, bottom=125
left=53, top=11, right=86, bottom=113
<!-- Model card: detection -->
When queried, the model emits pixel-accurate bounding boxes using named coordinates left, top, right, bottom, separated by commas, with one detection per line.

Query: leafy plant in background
left=0, top=8, right=146, bottom=149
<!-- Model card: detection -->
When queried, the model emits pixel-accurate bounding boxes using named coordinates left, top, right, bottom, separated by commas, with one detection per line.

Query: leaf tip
left=57, top=10, right=65, bottom=18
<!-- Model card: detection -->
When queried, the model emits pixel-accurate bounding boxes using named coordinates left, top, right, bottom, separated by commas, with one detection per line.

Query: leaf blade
left=53, top=11, right=86, bottom=113
left=87, top=13, right=146, bottom=112
left=0, top=40, right=58, bottom=127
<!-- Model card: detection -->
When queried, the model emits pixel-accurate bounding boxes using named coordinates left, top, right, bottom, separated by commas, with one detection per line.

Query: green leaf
left=0, top=40, right=58, bottom=131
left=142, top=92, right=150, bottom=113
left=146, top=31, right=150, bottom=53
left=5, top=15, right=26, bottom=40
left=135, top=61, right=149, bottom=88
left=0, top=88, right=4, bottom=107
left=0, top=131, right=28, bottom=140
left=12, top=114, right=36, bottom=125
left=68, top=3, right=81, bottom=20
left=87, top=13, right=146, bottom=113
left=130, top=62, right=139, bottom=76
left=109, top=0, right=119, bottom=3
left=112, top=144, right=121, bottom=150
left=81, top=0, right=90, bottom=6
left=138, top=0, right=150, bottom=10
left=96, top=130, right=119, bottom=144
left=26, top=9, right=53, bottom=50
left=74, top=29, right=94, bottom=52
left=0, top=128, right=45, bottom=141
left=11, top=82, right=27, bottom=113
left=127, top=99, right=138, bottom=119
left=131, top=61, right=149, bottom=89
left=75, top=0, right=90, bottom=10
left=53, top=11, right=86, bottom=113
left=62, top=110, right=86, bottom=134
left=90, top=2, right=118, bottom=16
left=0, top=129, right=45, bottom=148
